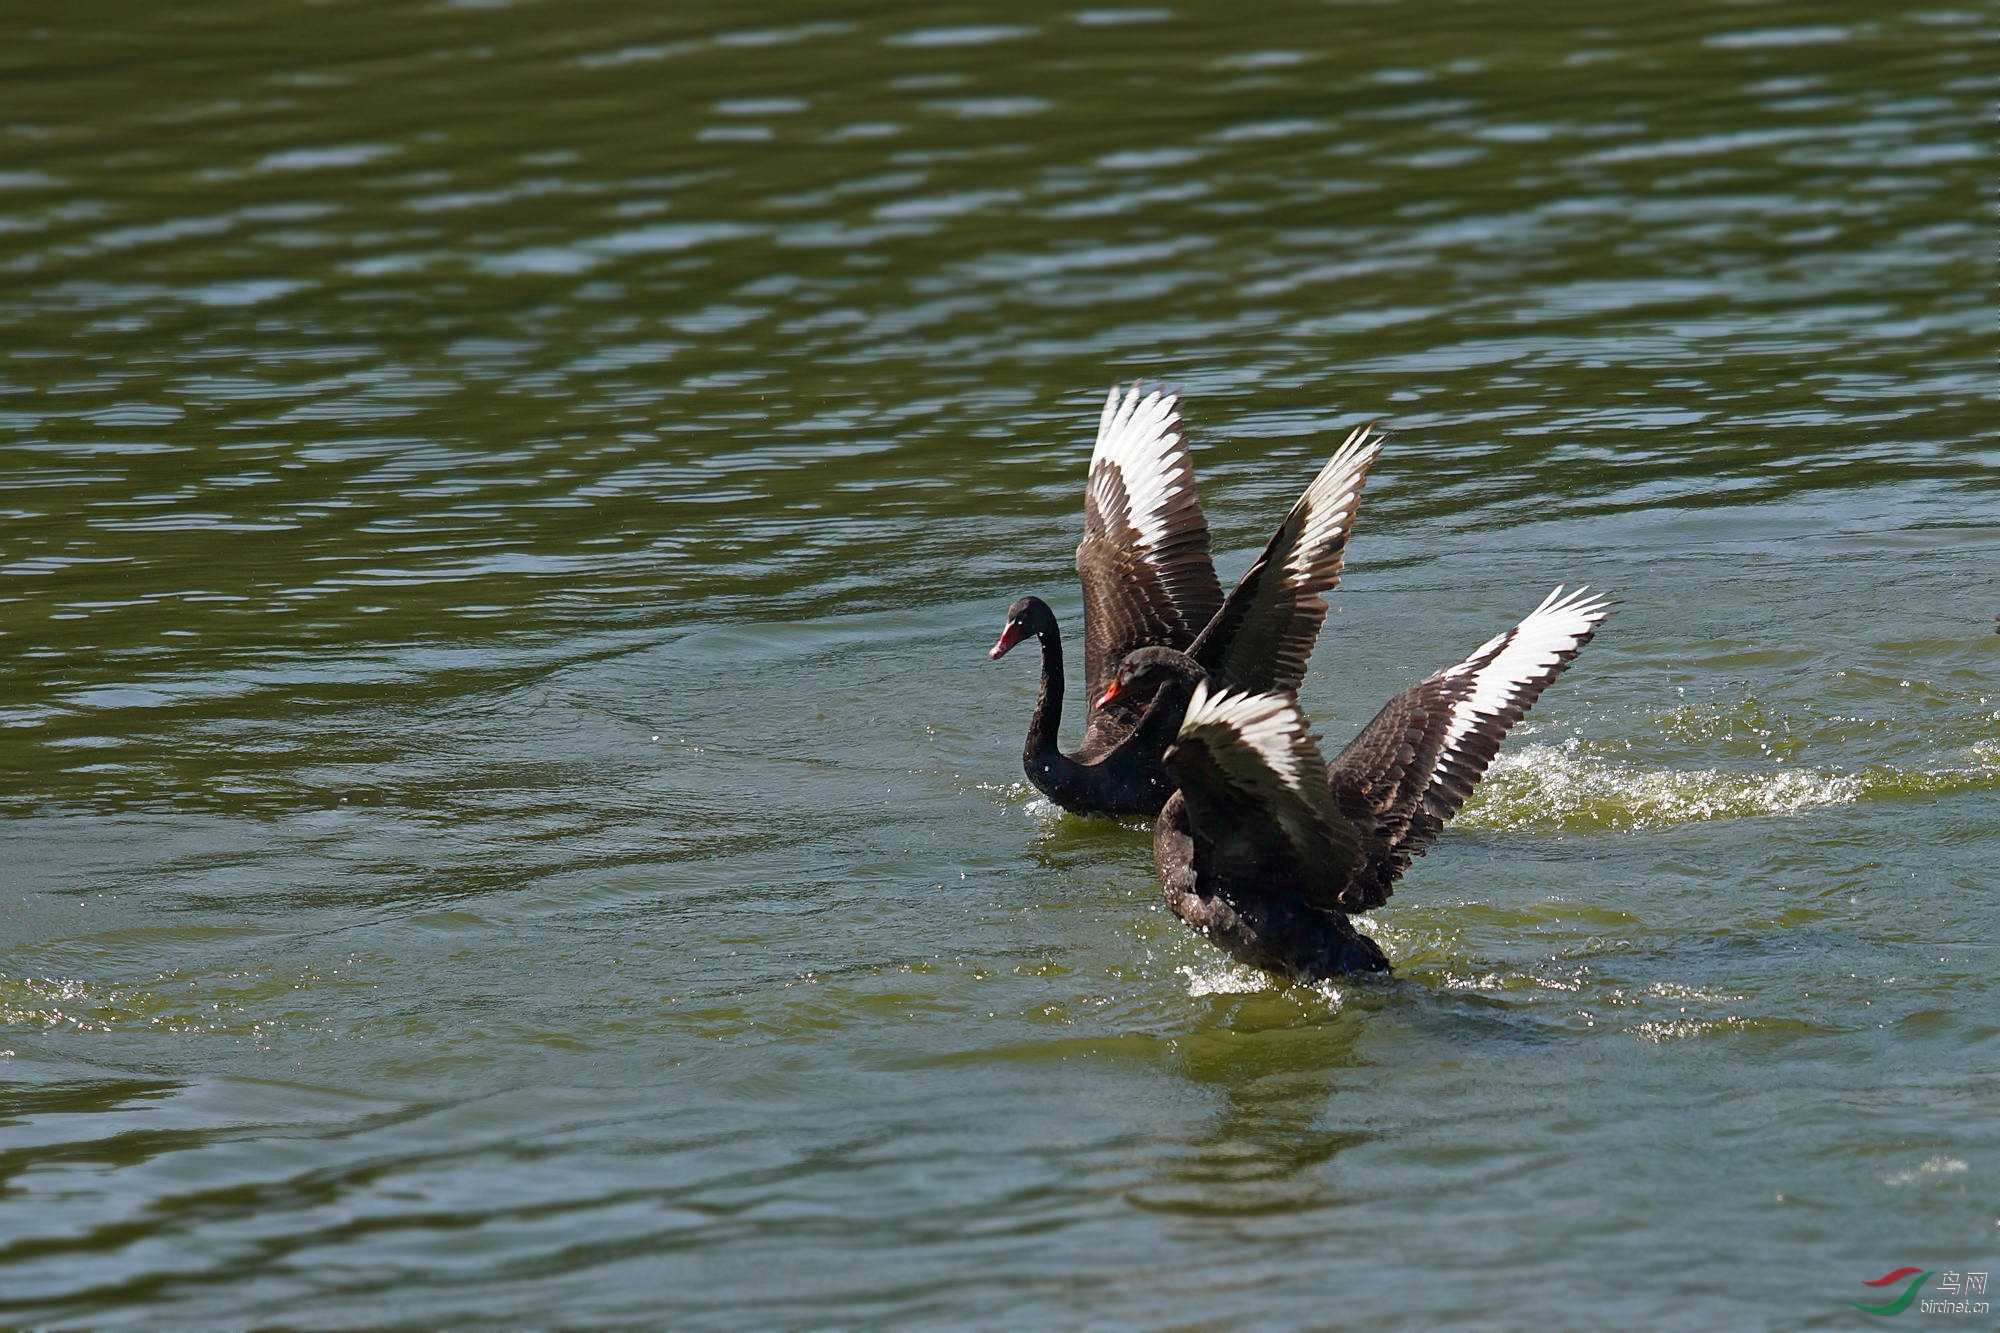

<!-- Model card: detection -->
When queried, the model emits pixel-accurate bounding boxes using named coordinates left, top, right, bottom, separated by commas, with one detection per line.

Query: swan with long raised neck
left=991, top=382, right=1382, bottom=817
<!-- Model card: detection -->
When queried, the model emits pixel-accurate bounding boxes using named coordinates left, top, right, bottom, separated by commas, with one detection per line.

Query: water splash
left=1178, top=961, right=1277, bottom=997
left=1023, top=794, right=1062, bottom=822
left=1460, top=739, right=1999, bottom=833
left=1885, top=1156, right=1970, bottom=1187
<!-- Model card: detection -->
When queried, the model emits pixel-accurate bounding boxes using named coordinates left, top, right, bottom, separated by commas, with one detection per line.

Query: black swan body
left=991, top=383, right=1383, bottom=817
left=1100, top=586, right=1611, bottom=981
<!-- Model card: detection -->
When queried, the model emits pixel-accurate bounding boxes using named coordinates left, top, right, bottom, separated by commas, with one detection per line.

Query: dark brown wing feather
left=1324, top=681, right=1460, bottom=912
left=1327, top=586, right=1611, bottom=911
left=1078, top=385, right=1224, bottom=711
left=1188, top=424, right=1382, bottom=695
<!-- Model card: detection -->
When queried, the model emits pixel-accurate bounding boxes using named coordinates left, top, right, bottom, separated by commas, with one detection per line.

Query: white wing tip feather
left=1180, top=683, right=1314, bottom=794
left=1094, top=379, right=1181, bottom=455
left=1284, top=420, right=1386, bottom=577
left=1307, top=422, right=1386, bottom=496
left=1089, top=379, right=1195, bottom=553
left=1522, top=583, right=1614, bottom=637
left=1435, top=584, right=1611, bottom=749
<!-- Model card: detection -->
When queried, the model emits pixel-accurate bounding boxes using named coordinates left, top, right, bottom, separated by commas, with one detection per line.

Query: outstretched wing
left=1166, top=682, right=1361, bottom=913
left=1188, top=423, right=1383, bottom=695
left=1078, top=383, right=1226, bottom=709
left=1328, top=585, right=1611, bottom=911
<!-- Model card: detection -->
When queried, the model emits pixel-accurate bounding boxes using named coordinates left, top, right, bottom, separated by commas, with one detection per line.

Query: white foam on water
left=967, top=779, right=1058, bottom=821
left=1176, top=961, right=1347, bottom=1006
left=1885, top=1156, right=1970, bottom=1187
left=1178, top=961, right=1277, bottom=996
left=1627, top=1015, right=1762, bottom=1044
left=1465, top=742, right=1866, bottom=832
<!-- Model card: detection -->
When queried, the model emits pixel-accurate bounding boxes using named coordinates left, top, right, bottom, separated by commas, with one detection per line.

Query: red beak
left=1095, top=678, right=1121, bottom=709
left=989, top=622, right=1027, bottom=659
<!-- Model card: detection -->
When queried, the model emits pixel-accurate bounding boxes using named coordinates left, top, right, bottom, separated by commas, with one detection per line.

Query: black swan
left=990, top=383, right=1383, bottom=816
left=1099, top=585, right=1610, bottom=981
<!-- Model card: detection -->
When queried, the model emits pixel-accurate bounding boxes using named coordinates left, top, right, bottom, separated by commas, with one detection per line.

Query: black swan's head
left=1095, top=645, right=1205, bottom=710
left=989, top=595, right=1055, bottom=660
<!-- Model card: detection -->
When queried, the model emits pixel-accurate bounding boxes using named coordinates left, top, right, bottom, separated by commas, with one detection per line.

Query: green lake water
left=1, top=1, right=1994, bottom=1327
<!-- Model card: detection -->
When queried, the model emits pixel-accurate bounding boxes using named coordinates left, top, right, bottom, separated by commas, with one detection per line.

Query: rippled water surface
left=2, top=1, right=1994, bottom=1327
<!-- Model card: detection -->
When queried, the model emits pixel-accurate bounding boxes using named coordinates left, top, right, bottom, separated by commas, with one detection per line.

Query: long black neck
left=1061, top=649, right=1209, bottom=818
left=1023, top=620, right=1085, bottom=796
